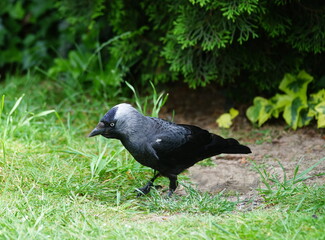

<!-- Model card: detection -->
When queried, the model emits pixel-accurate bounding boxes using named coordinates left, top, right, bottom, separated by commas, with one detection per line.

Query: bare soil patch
left=189, top=128, right=324, bottom=195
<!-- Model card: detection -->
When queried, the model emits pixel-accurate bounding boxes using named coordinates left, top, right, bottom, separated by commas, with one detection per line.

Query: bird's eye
left=109, top=122, right=115, bottom=127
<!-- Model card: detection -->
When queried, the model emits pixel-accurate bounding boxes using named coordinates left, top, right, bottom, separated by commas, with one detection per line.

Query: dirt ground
left=189, top=129, right=324, bottom=193
left=160, top=84, right=325, bottom=207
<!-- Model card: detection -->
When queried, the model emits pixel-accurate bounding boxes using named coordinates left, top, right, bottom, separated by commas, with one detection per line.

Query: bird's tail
left=201, top=134, right=251, bottom=158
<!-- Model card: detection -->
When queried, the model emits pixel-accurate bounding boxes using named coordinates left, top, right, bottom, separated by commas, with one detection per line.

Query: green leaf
left=279, top=70, right=313, bottom=98
left=188, top=0, right=211, bottom=7
left=309, top=89, right=325, bottom=105
left=314, top=102, right=325, bottom=128
left=9, top=1, right=25, bottom=20
left=298, top=108, right=314, bottom=128
left=246, top=97, right=274, bottom=127
left=316, top=114, right=325, bottom=128
left=282, top=97, right=308, bottom=130
left=308, top=89, right=325, bottom=128
left=271, top=94, right=291, bottom=118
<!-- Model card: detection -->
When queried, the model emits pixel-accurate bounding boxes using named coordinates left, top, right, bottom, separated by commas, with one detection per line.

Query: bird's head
left=88, top=103, right=142, bottom=139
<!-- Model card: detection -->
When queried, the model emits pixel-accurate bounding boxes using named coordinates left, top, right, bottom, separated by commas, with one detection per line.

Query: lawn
left=0, top=75, right=324, bottom=239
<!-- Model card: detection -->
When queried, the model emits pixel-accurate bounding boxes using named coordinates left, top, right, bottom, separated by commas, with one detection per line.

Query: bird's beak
left=88, top=128, right=103, bottom=137
left=88, top=122, right=105, bottom=137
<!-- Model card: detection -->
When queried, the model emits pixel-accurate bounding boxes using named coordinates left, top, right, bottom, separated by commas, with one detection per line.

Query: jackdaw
left=89, top=103, right=251, bottom=196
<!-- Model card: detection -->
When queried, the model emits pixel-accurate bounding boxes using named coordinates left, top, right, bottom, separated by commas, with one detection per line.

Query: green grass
left=0, top=75, right=324, bottom=239
left=252, top=158, right=325, bottom=212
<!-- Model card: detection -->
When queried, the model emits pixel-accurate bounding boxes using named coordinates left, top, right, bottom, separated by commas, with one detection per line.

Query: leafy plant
left=46, top=33, right=131, bottom=98
left=0, top=0, right=77, bottom=71
left=216, top=108, right=239, bottom=128
left=308, top=89, right=325, bottom=128
left=246, top=71, right=325, bottom=129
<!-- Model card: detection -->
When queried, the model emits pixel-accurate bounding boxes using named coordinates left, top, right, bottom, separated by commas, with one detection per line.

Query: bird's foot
left=167, top=189, right=174, bottom=198
left=135, top=181, right=154, bottom=197
left=135, top=184, right=162, bottom=197
left=136, top=185, right=151, bottom=197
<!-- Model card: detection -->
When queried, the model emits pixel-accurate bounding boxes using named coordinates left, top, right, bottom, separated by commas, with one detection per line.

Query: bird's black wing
left=150, top=121, right=251, bottom=175
left=150, top=124, right=212, bottom=173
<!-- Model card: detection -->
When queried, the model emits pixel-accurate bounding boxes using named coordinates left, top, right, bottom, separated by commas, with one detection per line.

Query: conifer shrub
left=1, top=0, right=324, bottom=96
left=58, top=0, right=325, bottom=94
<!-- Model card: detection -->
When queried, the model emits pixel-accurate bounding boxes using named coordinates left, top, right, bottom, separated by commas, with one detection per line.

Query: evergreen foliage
left=1, top=0, right=324, bottom=95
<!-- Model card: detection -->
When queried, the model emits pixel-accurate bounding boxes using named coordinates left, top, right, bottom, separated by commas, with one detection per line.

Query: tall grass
left=125, top=81, right=168, bottom=117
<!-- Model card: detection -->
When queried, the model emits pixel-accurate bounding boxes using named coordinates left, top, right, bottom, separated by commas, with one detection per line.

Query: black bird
left=89, top=103, right=251, bottom=196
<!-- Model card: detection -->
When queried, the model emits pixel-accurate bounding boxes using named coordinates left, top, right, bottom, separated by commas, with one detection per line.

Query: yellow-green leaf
left=229, top=108, right=239, bottom=119
left=271, top=94, right=292, bottom=118
left=309, top=89, right=325, bottom=104
left=216, top=113, right=232, bottom=128
left=315, top=102, right=325, bottom=128
left=246, top=97, right=274, bottom=127
left=316, top=114, right=325, bottom=128
left=282, top=97, right=308, bottom=130
left=279, top=70, right=313, bottom=100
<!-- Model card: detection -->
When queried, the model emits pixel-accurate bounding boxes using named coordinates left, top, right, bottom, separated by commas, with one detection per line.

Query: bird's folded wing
left=150, top=124, right=212, bottom=161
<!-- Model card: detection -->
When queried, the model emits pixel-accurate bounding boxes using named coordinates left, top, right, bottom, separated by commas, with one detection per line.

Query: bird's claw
left=167, top=189, right=174, bottom=198
left=135, top=184, right=163, bottom=197
left=135, top=184, right=152, bottom=197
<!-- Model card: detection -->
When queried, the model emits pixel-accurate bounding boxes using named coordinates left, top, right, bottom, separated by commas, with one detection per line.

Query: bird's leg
left=136, top=171, right=160, bottom=196
left=167, top=176, right=178, bottom=197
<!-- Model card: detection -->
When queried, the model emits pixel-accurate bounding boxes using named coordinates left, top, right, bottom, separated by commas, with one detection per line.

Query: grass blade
left=212, top=222, right=234, bottom=235
left=22, top=109, right=56, bottom=125
left=9, top=95, right=24, bottom=116
left=0, top=95, right=4, bottom=119
left=292, top=157, right=325, bottom=184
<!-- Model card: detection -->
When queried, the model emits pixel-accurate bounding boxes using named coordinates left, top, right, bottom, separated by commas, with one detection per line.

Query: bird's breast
left=120, top=139, right=159, bottom=170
